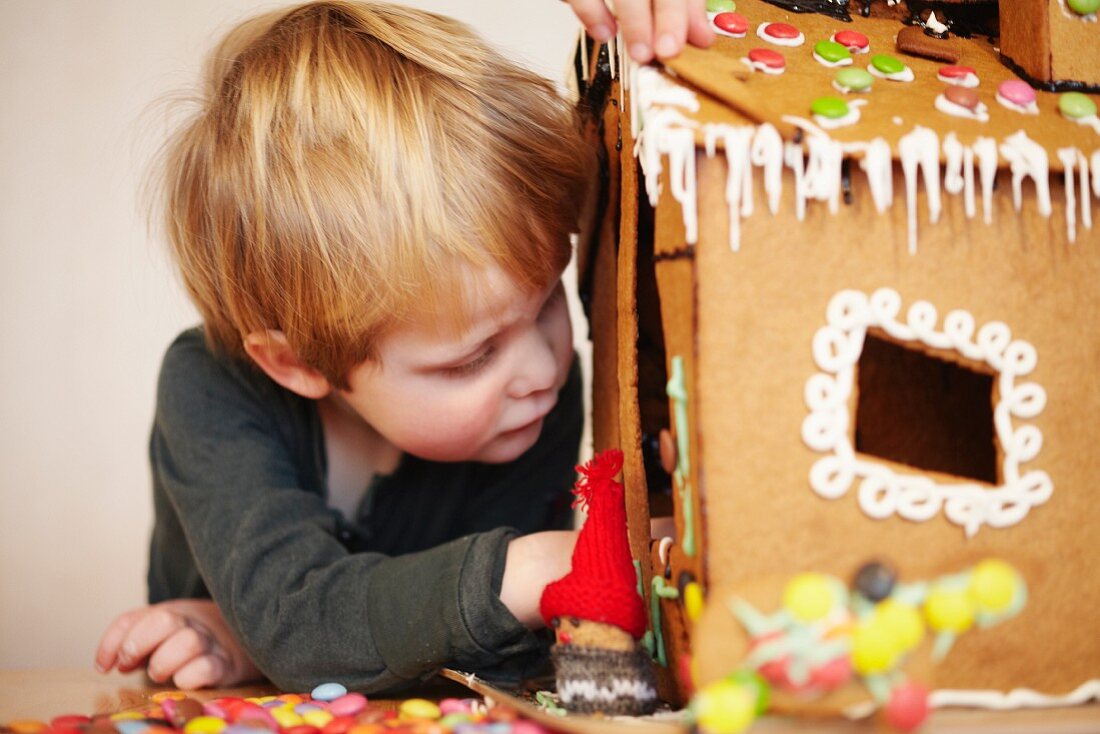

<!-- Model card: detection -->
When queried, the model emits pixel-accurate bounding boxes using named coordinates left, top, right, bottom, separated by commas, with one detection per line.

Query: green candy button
left=1060, top=92, right=1098, bottom=120
left=814, top=40, right=852, bottom=64
left=871, top=54, right=906, bottom=75
left=812, top=95, right=851, bottom=119
left=835, top=67, right=874, bottom=91
left=1066, top=0, right=1100, bottom=14
left=707, top=0, right=736, bottom=11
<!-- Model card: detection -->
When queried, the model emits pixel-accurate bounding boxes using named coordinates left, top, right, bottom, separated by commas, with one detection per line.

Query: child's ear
left=243, top=330, right=332, bottom=400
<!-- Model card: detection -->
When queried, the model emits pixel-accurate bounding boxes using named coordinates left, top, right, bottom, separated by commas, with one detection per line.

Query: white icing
left=855, top=137, right=894, bottom=213
left=751, top=123, right=784, bottom=215
left=782, top=118, right=845, bottom=215
left=1058, top=148, right=1080, bottom=243
left=756, top=22, right=805, bottom=46
left=935, top=93, right=990, bottom=122
left=784, top=140, right=808, bottom=221
left=740, top=57, right=785, bottom=75
left=1067, top=113, right=1100, bottom=135
left=631, top=64, right=701, bottom=242
left=869, top=64, right=914, bottom=82
left=892, top=116, right=904, bottom=125
left=999, top=130, right=1052, bottom=217
left=1093, top=150, right=1100, bottom=197
left=898, top=126, right=942, bottom=253
left=608, top=34, right=617, bottom=82
left=814, top=99, right=866, bottom=129
left=937, top=70, right=980, bottom=88
left=995, top=92, right=1039, bottom=115
left=1080, top=150, right=1093, bottom=231
left=813, top=51, right=853, bottom=67
left=802, top=288, right=1052, bottom=538
left=657, top=536, right=674, bottom=566
left=702, top=123, right=786, bottom=251
left=930, top=680, right=1100, bottom=709
left=925, top=10, right=949, bottom=35
left=943, top=133, right=982, bottom=221
left=973, top=136, right=999, bottom=224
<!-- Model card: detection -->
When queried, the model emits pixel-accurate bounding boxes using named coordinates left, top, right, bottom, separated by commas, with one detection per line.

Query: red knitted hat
left=539, top=449, right=647, bottom=640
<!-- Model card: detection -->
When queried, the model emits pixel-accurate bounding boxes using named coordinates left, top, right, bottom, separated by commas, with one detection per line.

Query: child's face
left=337, top=265, right=574, bottom=464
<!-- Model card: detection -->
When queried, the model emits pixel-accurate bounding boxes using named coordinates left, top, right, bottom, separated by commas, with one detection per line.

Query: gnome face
left=552, top=616, right=636, bottom=651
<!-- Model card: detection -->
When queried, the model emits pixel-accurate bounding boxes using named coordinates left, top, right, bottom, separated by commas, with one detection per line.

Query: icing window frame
left=800, top=288, right=1053, bottom=537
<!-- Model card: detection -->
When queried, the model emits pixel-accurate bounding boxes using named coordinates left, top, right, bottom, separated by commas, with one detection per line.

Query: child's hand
left=563, top=0, right=714, bottom=63
left=94, top=599, right=263, bottom=689
left=501, top=530, right=579, bottom=628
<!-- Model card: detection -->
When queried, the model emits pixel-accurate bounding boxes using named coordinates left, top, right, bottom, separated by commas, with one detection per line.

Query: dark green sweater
left=147, top=328, right=581, bottom=692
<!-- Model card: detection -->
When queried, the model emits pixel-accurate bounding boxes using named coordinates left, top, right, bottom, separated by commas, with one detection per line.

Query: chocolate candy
left=834, top=67, right=873, bottom=92
left=811, top=96, right=850, bottom=120
left=832, top=30, right=868, bottom=53
left=714, top=12, right=748, bottom=37
left=944, top=85, right=981, bottom=110
left=813, top=39, right=852, bottom=65
left=1067, top=0, right=1100, bottom=13
left=1060, top=91, right=1098, bottom=120
left=310, top=683, right=348, bottom=702
left=758, top=22, right=804, bottom=46
left=871, top=54, right=905, bottom=75
left=997, top=79, right=1037, bottom=113
left=895, top=25, right=960, bottom=63
left=854, top=561, right=896, bottom=601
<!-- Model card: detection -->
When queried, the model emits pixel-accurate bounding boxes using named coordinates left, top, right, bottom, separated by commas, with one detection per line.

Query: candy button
left=924, top=586, right=975, bottom=633
left=1067, top=0, right=1100, bottom=13
left=725, top=670, right=770, bottom=716
left=183, top=717, right=227, bottom=734
left=693, top=679, right=757, bottom=734
left=763, top=22, right=799, bottom=39
left=871, top=54, right=905, bottom=75
left=814, top=39, right=852, bottom=64
left=327, top=693, right=368, bottom=718
left=684, top=580, right=705, bottom=621
left=50, top=717, right=91, bottom=729
left=832, top=29, right=868, bottom=52
left=874, top=598, right=924, bottom=652
left=707, top=0, right=736, bottom=10
left=944, top=85, right=981, bottom=110
left=714, top=12, right=748, bottom=36
left=279, top=726, right=319, bottom=734
left=301, top=711, right=333, bottom=728
left=151, top=692, right=188, bottom=703
left=811, top=96, right=851, bottom=121
left=510, top=722, right=550, bottom=734
left=270, top=709, right=304, bottom=729
left=884, top=681, right=931, bottom=732
left=851, top=618, right=899, bottom=674
left=8, top=722, right=48, bottom=734
left=1060, top=91, right=1098, bottom=120
left=438, top=699, right=472, bottom=716
left=998, top=79, right=1036, bottom=107
left=310, top=683, right=348, bottom=702
left=969, top=558, right=1020, bottom=613
left=938, top=65, right=976, bottom=81
left=747, top=47, right=785, bottom=70
left=398, top=699, right=441, bottom=720
left=835, top=67, right=873, bottom=92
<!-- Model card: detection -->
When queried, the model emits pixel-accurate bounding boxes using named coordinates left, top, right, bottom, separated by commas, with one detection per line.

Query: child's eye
left=443, top=345, right=496, bottom=377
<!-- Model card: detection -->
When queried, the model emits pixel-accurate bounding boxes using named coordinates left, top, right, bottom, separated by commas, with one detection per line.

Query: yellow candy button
left=969, top=559, right=1019, bottom=613
left=684, top=581, right=705, bottom=622
left=783, top=573, right=836, bottom=622
left=399, top=699, right=441, bottom=720
left=7, top=721, right=47, bottom=734
left=302, top=710, right=334, bottom=727
left=183, top=716, right=227, bottom=734
left=925, top=587, right=975, bottom=633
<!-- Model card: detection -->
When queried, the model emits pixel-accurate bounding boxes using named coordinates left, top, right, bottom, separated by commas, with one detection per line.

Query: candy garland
left=802, top=287, right=1052, bottom=538
left=628, top=58, right=1100, bottom=251
left=689, top=560, right=1027, bottom=734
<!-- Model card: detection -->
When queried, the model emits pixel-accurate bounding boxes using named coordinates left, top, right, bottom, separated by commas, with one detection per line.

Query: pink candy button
left=748, top=47, right=785, bottom=69
left=833, top=30, right=869, bottom=51
left=939, top=65, right=976, bottom=79
left=714, top=12, right=748, bottom=36
left=763, top=22, right=800, bottom=39
left=998, top=79, right=1036, bottom=106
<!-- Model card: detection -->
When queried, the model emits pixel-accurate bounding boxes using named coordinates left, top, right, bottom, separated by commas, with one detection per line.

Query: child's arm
left=563, top=0, right=714, bottom=62
left=94, top=599, right=262, bottom=689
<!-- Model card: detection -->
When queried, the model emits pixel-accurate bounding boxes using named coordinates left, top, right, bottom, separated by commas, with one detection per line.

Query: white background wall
left=0, top=1, right=584, bottom=669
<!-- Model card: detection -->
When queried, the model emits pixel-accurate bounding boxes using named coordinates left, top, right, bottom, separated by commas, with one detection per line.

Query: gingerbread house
left=575, top=0, right=1100, bottom=727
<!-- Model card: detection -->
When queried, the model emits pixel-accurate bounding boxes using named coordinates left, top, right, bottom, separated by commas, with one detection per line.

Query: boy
left=95, top=0, right=591, bottom=693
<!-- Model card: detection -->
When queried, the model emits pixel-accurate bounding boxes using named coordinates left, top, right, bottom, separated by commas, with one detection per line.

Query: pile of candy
left=2, top=683, right=552, bottom=734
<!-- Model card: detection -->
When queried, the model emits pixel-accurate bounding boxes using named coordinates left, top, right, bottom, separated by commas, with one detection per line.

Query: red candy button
left=938, top=65, right=976, bottom=79
left=714, top=12, right=749, bottom=35
left=748, top=47, right=786, bottom=69
left=833, top=30, right=869, bottom=51
left=763, top=22, right=800, bottom=39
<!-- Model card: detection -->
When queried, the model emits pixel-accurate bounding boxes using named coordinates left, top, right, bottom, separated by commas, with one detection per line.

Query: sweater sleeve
left=147, top=333, right=540, bottom=692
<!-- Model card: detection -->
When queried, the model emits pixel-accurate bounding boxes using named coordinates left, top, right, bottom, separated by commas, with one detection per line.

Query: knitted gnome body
left=540, top=450, right=658, bottom=715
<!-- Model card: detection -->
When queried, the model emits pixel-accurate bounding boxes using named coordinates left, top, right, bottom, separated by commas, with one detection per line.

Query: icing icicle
left=898, top=127, right=942, bottom=254
left=972, top=137, right=999, bottom=225
left=999, top=131, right=1052, bottom=218
left=705, top=125, right=755, bottom=252
left=1058, top=148, right=1080, bottom=243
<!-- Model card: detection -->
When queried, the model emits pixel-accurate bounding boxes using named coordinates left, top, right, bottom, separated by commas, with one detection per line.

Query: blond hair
left=159, top=1, right=591, bottom=386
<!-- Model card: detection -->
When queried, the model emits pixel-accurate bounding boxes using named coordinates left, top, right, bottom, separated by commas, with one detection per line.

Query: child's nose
left=508, top=327, right=558, bottom=398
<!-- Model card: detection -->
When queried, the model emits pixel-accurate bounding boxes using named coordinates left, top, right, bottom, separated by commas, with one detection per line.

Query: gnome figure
left=540, top=449, right=658, bottom=716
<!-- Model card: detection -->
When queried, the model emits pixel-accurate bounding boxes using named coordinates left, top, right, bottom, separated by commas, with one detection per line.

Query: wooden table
left=2, top=669, right=1098, bottom=733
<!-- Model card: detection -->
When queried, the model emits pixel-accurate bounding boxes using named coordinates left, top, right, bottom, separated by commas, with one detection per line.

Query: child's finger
left=171, top=652, right=229, bottom=690
left=685, top=0, right=716, bottom=48
left=113, top=606, right=189, bottom=672
left=145, top=625, right=214, bottom=684
left=615, top=0, right=656, bottom=62
left=652, top=0, right=690, bottom=58
left=567, top=0, right=617, bottom=42
left=94, top=608, right=143, bottom=673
